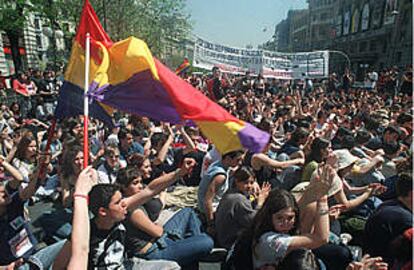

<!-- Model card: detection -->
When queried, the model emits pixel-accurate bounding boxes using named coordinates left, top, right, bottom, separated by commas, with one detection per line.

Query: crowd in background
left=0, top=63, right=412, bottom=270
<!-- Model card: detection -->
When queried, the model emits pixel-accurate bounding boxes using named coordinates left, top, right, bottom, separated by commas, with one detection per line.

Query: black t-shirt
left=124, top=206, right=154, bottom=255
left=365, top=199, right=412, bottom=264
left=88, top=220, right=126, bottom=269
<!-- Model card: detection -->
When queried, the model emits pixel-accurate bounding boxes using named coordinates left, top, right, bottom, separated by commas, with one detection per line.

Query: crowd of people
left=0, top=63, right=412, bottom=270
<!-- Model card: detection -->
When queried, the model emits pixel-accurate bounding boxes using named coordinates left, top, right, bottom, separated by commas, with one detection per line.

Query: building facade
left=289, top=9, right=310, bottom=52
left=266, top=0, right=412, bottom=77
left=307, top=0, right=337, bottom=50
left=332, top=0, right=412, bottom=78
left=0, top=13, right=67, bottom=75
left=274, top=18, right=290, bottom=52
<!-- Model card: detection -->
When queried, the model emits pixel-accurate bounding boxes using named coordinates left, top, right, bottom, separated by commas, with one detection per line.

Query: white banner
left=193, top=37, right=329, bottom=79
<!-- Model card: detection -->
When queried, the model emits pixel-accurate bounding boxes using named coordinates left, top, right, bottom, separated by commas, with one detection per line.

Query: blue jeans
left=39, top=207, right=72, bottom=243
left=18, top=240, right=66, bottom=270
left=141, top=208, right=214, bottom=266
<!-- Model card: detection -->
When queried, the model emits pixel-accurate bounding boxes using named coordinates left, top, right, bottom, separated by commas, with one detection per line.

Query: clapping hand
left=329, top=204, right=346, bottom=220
left=346, top=254, right=388, bottom=270
left=256, top=182, right=271, bottom=207
left=368, top=183, right=387, bottom=196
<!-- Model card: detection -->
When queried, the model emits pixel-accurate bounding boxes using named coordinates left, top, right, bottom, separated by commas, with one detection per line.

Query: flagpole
left=83, top=32, right=90, bottom=168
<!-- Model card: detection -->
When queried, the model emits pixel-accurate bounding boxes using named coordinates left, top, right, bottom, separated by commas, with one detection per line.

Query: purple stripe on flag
left=99, top=70, right=182, bottom=123
left=55, top=81, right=114, bottom=126
left=237, top=123, right=270, bottom=153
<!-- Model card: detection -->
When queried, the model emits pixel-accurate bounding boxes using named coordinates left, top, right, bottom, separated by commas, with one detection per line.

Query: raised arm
left=251, top=153, right=304, bottom=170
left=124, top=158, right=195, bottom=210
left=288, top=195, right=330, bottom=252
left=68, top=166, right=97, bottom=270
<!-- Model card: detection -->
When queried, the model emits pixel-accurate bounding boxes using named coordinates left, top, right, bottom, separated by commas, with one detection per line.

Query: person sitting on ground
left=197, top=150, right=244, bottom=234
left=97, top=145, right=126, bottom=184
left=230, top=185, right=330, bottom=270
left=215, top=166, right=271, bottom=249
left=380, top=141, right=401, bottom=179
left=278, top=127, right=308, bottom=158
left=364, top=172, right=413, bottom=265
left=118, top=165, right=213, bottom=267
left=0, top=162, right=46, bottom=266
left=53, top=159, right=197, bottom=269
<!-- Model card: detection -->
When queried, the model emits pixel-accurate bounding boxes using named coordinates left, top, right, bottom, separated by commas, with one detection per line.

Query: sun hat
left=291, top=170, right=343, bottom=203
left=334, top=149, right=359, bottom=170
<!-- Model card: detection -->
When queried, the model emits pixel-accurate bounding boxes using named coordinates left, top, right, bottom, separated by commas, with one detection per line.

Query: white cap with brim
left=291, top=170, right=343, bottom=203
left=334, top=149, right=359, bottom=171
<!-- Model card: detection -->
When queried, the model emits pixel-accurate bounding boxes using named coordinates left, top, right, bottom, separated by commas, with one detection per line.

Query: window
left=34, top=18, right=41, bottom=30
left=382, top=41, right=388, bottom=53
left=359, top=41, right=367, bottom=52
left=36, top=35, right=42, bottom=47
left=369, top=41, right=377, bottom=51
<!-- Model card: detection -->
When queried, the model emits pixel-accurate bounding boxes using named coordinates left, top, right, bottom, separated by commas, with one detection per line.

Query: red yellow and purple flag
left=175, top=58, right=190, bottom=75
left=55, top=0, right=270, bottom=154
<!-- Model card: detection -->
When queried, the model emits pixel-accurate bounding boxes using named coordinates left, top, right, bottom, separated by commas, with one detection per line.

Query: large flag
left=175, top=58, right=190, bottom=75
left=57, top=0, right=269, bottom=154
left=54, top=0, right=113, bottom=125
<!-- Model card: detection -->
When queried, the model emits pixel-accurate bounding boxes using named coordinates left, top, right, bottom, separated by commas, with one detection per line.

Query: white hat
left=334, top=149, right=359, bottom=170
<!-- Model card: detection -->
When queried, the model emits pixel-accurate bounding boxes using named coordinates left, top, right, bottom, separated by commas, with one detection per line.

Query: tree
left=93, top=0, right=192, bottom=57
left=0, top=0, right=36, bottom=72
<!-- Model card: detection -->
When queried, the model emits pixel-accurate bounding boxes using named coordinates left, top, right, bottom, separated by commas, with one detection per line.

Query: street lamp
left=328, top=50, right=351, bottom=70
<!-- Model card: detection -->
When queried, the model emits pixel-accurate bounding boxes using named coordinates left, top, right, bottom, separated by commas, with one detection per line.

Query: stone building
left=267, top=0, right=412, bottom=78
left=332, top=0, right=412, bottom=78
left=307, top=0, right=337, bottom=50
left=274, top=18, right=290, bottom=52
left=289, top=9, right=310, bottom=52
left=0, top=13, right=68, bottom=75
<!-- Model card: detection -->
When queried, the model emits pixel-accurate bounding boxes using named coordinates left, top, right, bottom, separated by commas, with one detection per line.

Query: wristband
left=73, top=194, right=89, bottom=204
left=318, top=208, right=329, bottom=216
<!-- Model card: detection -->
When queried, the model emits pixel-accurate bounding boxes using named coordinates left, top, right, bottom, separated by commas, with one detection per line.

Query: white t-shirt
left=253, top=232, right=292, bottom=269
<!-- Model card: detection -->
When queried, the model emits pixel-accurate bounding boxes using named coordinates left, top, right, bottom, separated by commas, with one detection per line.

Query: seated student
left=118, top=127, right=144, bottom=161
left=380, top=141, right=400, bottom=179
left=364, top=172, right=413, bottom=265
left=0, top=160, right=59, bottom=268
left=97, top=145, right=126, bottom=184
left=230, top=185, right=330, bottom=270
left=366, top=125, right=401, bottom=151
left=215, top=166, right=270, bottom=249
left=278, top=127, right=308, bottom=158
left=244, top=142, right=304, bottom=188
left=118, top=167, right=213, bottom=267
left=302, top=138, right=331, bottom=182
left=197, top=150, right=244, bottom=231
left=53, top=159, right=196, bottom=269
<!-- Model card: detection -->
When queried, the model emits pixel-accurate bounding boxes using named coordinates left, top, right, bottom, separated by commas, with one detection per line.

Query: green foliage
left=0, top=0, right=35, bottom=34
left=90, top=0, right=192, bottom=57
left=0, top=0, right=192, bottom=70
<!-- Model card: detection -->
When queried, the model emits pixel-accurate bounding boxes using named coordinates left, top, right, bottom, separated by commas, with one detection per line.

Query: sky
left=185, top=0, right=308, bottom=49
